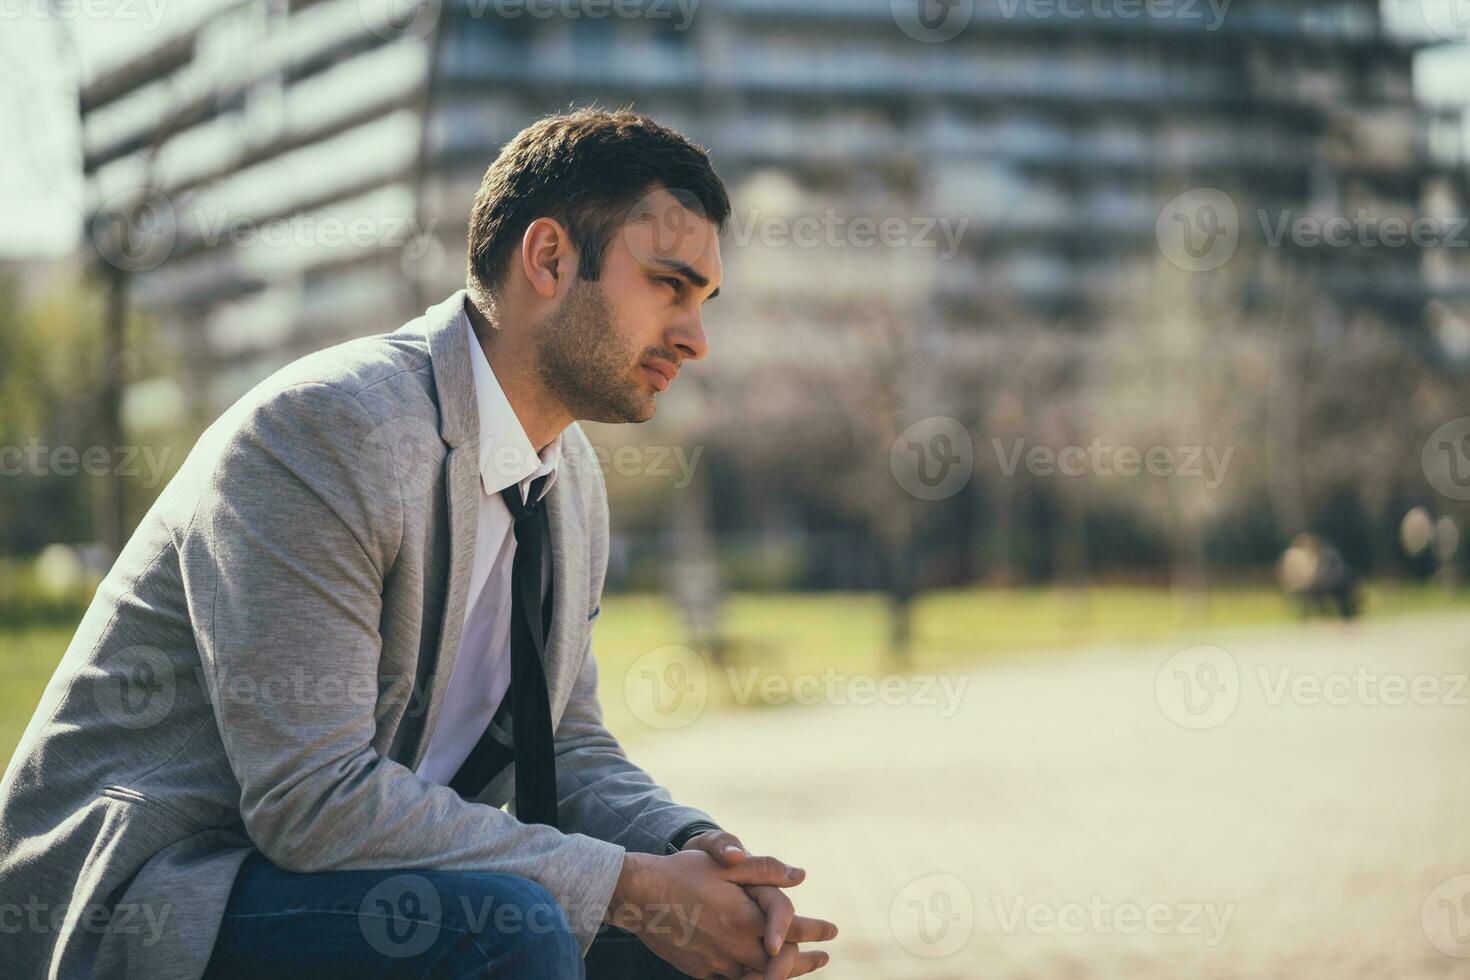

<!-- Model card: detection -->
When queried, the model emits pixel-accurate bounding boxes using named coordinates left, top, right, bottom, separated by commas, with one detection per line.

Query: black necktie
left=448, top=474, right=559, bottom=828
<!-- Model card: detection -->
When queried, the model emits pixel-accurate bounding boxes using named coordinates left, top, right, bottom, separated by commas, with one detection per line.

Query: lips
left=641, top=359, right=677, bottom=391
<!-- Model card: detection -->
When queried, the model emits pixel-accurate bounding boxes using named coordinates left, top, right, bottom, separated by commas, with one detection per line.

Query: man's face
left=535, top=189, right=723, bottom=424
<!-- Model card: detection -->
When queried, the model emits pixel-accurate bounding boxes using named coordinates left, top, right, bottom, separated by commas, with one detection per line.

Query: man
left=0, top=109, right=836, bottom=979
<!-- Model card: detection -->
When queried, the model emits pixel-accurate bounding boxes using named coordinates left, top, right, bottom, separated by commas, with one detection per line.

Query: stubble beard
left=535, top=275, right=654, bottom=424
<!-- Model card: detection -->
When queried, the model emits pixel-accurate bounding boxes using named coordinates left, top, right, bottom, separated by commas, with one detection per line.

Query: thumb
left=704, top=830, right=750, bottom=867
left=682, top=830, right=749, bottom=867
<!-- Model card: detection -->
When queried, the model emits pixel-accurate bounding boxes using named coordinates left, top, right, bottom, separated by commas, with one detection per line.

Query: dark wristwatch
left=665, top=820, right=723, bottom=855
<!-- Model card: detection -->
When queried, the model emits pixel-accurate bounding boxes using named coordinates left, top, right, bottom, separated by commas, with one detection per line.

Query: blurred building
left=75, top=0, right=1470, bottom=426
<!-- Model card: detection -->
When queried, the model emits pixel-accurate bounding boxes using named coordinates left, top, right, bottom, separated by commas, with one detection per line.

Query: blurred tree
left=0, top=270, right=105, bottom=555
left=0, top=270, right=172, bottom=560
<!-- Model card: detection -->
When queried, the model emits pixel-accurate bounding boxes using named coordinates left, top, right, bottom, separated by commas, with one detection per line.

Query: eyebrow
left=654, top=259, right=720, bottom=301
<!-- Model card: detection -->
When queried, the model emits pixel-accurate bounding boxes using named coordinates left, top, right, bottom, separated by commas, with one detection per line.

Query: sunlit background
left=4, top=1, right=1470, bottom=976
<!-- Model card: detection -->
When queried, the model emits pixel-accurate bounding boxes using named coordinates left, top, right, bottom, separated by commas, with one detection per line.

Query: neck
left=466, top=296, right=572, bottom=453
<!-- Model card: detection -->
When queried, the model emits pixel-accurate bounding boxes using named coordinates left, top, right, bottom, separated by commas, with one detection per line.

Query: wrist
left=604, top=851, right=655, bottom=928
left=667, top=820, right=723, bottom=854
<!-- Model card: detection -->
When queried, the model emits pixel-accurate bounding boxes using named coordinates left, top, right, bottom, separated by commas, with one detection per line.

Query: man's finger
left=748, top=884, right=795, bottom=957
left=761, top=941, right=801, bottom=980
left=684, top=829, right=748, bottom=866
left=721, top=855, right=805, bottom=887
left=751, top=943, right=832, bottom=980
left=787, top=916, right=839, bottom=944
left=716, top=960, right=751, bottom=980
left=787, top=949, right=830, bottom=977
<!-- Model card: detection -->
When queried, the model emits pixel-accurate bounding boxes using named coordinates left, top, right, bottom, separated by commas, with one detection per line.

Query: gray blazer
left=0, top=291, right=716, bottom=979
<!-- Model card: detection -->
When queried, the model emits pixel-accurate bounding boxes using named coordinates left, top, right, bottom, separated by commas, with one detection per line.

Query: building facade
left=77, top=0, right=1469, bottom=419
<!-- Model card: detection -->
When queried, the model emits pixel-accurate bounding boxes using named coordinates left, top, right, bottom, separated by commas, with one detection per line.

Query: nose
left=668, top=310, right=709, bottom=362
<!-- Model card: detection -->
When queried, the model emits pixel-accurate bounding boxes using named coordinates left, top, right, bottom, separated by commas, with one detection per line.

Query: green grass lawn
left=3, top=583, right=1468, bottom=769
left=588, top=581, right=1470, bottom=733
left=0, top=623, right=74, bottom=772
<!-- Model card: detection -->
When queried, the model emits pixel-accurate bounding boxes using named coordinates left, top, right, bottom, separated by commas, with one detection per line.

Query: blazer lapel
left=544, top=461, right=589, bottom=723
left=407, top=291, right=483, bottom=773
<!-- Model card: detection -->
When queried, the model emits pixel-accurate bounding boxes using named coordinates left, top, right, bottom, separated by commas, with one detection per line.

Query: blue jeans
left=203, top=851, right=691, bottom=979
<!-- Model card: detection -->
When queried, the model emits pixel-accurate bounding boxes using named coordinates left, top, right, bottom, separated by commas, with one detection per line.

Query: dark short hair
left=465, top=108, right=730, bottom=303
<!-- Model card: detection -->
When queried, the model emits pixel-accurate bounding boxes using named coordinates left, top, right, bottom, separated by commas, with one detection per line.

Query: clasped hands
left=603, top=829, right=838, bottom=979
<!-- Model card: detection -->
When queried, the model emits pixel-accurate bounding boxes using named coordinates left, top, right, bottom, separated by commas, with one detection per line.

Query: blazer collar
left=423, top=289, right=480, bottom=450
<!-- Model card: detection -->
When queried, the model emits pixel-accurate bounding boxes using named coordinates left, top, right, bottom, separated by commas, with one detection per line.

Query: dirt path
left=624, top=612, right=1470, bottom=978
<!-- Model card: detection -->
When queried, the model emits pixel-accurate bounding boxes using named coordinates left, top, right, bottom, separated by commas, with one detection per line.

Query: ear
left=519, top=217, right=577, bottom=300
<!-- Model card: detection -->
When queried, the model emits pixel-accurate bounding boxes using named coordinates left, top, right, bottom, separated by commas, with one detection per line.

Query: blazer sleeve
left=552, top=632, right=722, bottom=854
left=180, top=380, right=624, bottom=952
left=550, top=433, right=721, bottom=853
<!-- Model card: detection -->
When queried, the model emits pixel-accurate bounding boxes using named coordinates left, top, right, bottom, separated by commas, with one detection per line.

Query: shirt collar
left=464, top=312, right=561, bottom=503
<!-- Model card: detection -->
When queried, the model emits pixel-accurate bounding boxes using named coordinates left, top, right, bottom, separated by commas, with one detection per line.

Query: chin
left=625, top=383, right=657, bottom=422
left=585, top=391, right=655, bottom=424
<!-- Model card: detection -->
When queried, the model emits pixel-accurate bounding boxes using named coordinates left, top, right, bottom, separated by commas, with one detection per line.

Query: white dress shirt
left=415, top=310, right=562, bottom=786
